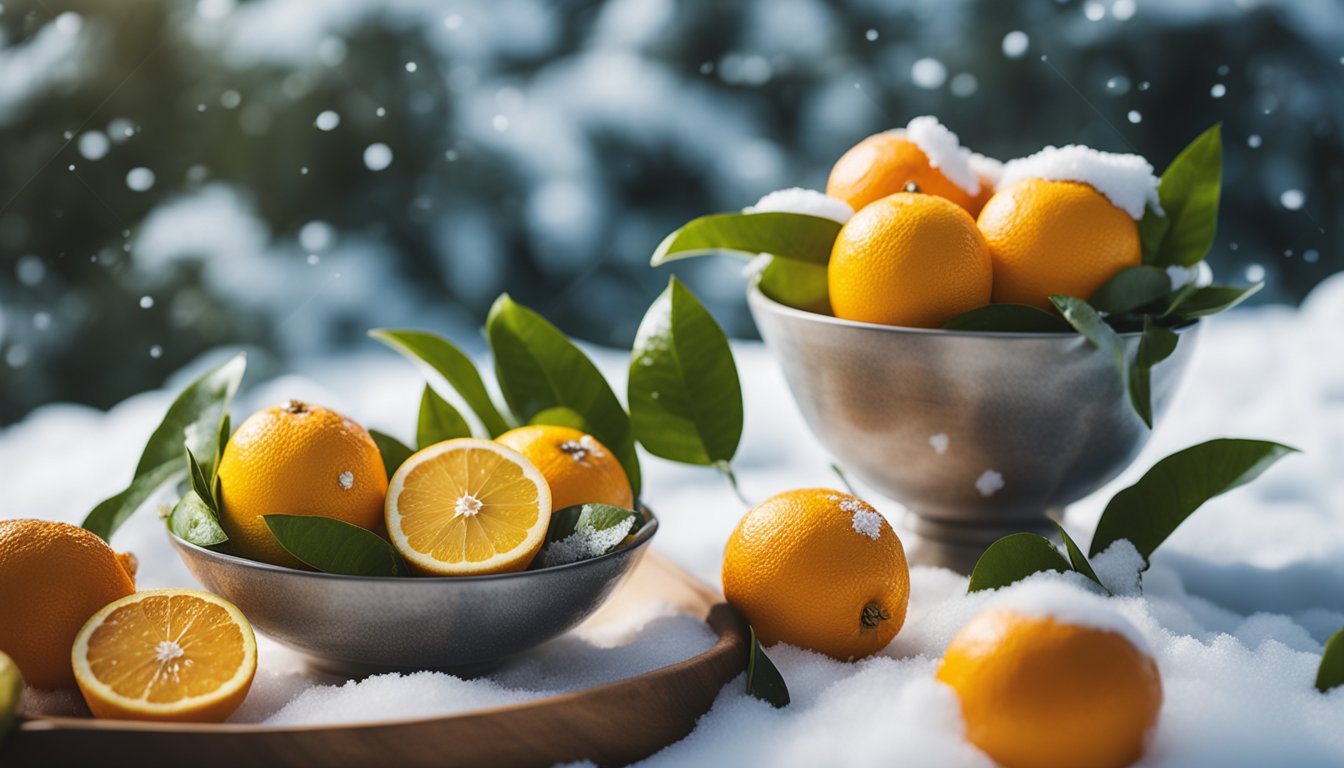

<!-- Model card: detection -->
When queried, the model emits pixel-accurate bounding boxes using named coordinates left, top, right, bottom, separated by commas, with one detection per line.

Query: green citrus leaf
left=1148, top=124, right=1222, bottom=267
left=168, top=489, right=228, bottom=547
left=746, top=627, right=790, bottom=708
left=135, top=354, right=246, bottom=476
left=968, top=533, right=1072, bottom=593
left=83, top=354, right=245, bottom=541
left=754, top=256, right=832, bottom=314
left=1090, top=438, right=1299, bottom=560
left=487, top=294, right=640, bottom=497
left=1056, top=523, right=1106, bottom=592
left=1126, top=317, right=1180, bottom=429
left=369, top=329, right=511, bottom=438
left=1159, top=280, right=1203, bottom=318
left=651, top=212, right=840, bottom=267
left=1316, top=627, right=1344, bottom=693
left=1088, top=266, right=1174, bottom=315
left=1138, top=204, right=1171, bottom=264
left=629, top=277, right=743, bottom=466
left=84, top=462, right=184, bottom=544
left=537, top=503, right=644, bottom=568
left=529, top=406, right=593, bottom=433
left=263, top=515, right=409, bottom=577
left=1166, top=282, right=1263, bottom=318
left=417, top=385, right=472, bottom=448
left=369, top=429, right=414, bottom=480
left=209, top=412, right=231, bottom=500
left=1051, top=295, right=1129, bottom=395
left=942, top=304, right=1072, bottom=333
left=186, top=447, right=216, bottom=511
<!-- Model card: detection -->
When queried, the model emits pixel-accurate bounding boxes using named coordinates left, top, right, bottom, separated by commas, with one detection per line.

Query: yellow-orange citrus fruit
left=977, top=178, right=1141, bottom=310
left=827, top=131, right=980, bottom=213
left=937, top=607, right=1162, bottom=768
left=496, top=425, right=633, bottom=512
left=828, top=192, right=992, bottom=328
left=72, top=589, right=257, bottom=722
left=218, top=399, right=388, bottom=568
left=0, top=519, right=136, bottom=689
left=722, top=489, right=909, bottom=661
left=967, top=173, right=998, bottom=218
left=386, top=438, right=552, bottom=575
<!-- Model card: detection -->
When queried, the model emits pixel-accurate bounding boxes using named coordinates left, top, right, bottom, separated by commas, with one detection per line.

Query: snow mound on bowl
left=998, top=145, right=1160, bottom=220
left=745, top=187, right=853, bottom=224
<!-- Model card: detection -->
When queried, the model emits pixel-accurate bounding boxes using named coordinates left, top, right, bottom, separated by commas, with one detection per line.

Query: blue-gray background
left=1, top=0, right=1340, bottom=423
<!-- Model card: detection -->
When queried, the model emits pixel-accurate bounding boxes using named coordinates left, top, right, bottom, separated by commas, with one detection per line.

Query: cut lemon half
left=386, top=438, right=553, bottom=575
left=72, top=589, right=257, bottom=722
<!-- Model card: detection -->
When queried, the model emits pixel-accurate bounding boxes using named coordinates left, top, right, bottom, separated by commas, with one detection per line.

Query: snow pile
left=540, top=516, right=637, bottom=568
left=6, top=274, right=1344, bottom=763
left=997, top=145, right=1161, bottom=219
left=983, top=579, right=1152, bottom=653
left=745, top=187, right=853, bottom=224
left=967, top=153, right=1004, bottom=187
left=901, top=116, right=981, bottom=197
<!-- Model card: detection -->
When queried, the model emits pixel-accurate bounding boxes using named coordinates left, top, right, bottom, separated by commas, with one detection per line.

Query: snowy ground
left=4, top=274, right=1344, bottom=765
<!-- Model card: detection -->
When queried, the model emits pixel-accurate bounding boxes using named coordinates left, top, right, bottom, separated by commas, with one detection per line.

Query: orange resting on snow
left=496, top=425, right=633, bottom=512
left=218, top=399, right=388, bottom=568
left=0, top=519, right=136, bottom=689
left=385, top=438, right=552, bottom=575
left=827, top=129, right=980, bottom=214
left=828, top=192, right=992, bottom=328
left=722, top=489, right=909, bottom=660
left=936, top=597, right=1162, bottom=768
left=72, top=589, right=257, bottom=722
left=977, top=178, right=1142, bottom=310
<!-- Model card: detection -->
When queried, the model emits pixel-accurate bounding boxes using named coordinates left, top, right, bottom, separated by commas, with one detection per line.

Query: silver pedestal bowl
left=169, top=512, right=657, bottom=677
left=748, top=286, right=1197, bottom=573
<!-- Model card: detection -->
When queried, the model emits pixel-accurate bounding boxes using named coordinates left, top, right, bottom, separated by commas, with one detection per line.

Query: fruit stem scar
left=861, top=602, right=889, bottom=629
left=282, top=399, right=310, bottom=415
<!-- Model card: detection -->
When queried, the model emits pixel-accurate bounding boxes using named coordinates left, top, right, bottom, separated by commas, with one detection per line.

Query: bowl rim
left=169, top=508, right=658, bottom=584
left=746, top=284, right=1198, bottom=340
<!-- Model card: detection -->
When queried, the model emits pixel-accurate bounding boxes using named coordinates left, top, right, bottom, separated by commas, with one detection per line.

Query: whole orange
left=0, top=519, right=136, bottom=689
left=827, top=131, right=979, bottom=213
left=937, top=605, right=1162, bottom=768
left=977, top=178, right=1141, bottom=309
left=218, top=399, right=388, bottom=568
left=496, top=425, right=633, bottom=512
left=721, top=489, right=909, bottom=661
left=828, top=192, right=992, bottom=328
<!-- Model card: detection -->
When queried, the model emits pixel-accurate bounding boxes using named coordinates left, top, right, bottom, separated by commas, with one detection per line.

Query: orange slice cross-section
left=386, top=438, right=552, bottom=575
left=71, top=589, right=257, bottom=722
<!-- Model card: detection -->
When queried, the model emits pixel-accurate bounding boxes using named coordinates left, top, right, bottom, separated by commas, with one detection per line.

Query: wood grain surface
left=2, top=551, right=748, bottom=768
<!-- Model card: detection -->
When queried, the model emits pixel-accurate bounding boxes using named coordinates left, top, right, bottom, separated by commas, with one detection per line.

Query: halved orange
left=72, top=589, right=257, bottom=722
left=386, top=438, right=553, bottom=575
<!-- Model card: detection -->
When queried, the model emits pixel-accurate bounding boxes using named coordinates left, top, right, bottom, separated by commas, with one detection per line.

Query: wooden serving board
left=3, top=552, right=748, bottom=768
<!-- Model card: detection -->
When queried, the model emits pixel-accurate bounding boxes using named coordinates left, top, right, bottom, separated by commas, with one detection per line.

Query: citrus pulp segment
left=386, top=438, right=552, bottom=575
left=72, top=589, right=257, bottom=722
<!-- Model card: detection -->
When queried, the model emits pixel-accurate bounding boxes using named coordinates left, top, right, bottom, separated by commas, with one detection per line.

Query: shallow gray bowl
left=748, top=286, right=1198, bottom=572
left=169, top=512, right=657, bottom=676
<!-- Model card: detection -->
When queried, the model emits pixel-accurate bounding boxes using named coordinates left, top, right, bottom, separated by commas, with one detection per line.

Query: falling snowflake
left=928, top=433, right=950, bottom=454
left=337, top=471, right=354, bottom=490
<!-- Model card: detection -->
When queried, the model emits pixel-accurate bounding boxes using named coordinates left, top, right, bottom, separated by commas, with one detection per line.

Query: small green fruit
left=0, top=650, right=22, bottom=747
